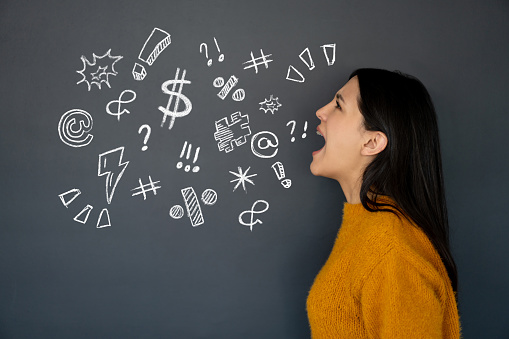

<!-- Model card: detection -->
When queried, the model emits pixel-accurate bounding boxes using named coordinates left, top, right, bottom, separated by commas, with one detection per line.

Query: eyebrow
left=336, top=93, right=346, bottom=105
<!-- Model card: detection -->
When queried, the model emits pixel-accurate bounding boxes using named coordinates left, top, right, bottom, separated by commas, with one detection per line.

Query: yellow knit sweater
left=307, top=200, right=461, bottom=338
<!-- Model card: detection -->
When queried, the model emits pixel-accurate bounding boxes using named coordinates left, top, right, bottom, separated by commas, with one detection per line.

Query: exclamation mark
left=271, top=161, right=292, bottom=189
left=302, top=121, right=308, bottom=139
left=176, top=141, right=200, bottom=173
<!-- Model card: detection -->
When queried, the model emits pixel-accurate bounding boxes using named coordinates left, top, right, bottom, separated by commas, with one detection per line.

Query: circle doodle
left=57, top=108, right=94, bottom=148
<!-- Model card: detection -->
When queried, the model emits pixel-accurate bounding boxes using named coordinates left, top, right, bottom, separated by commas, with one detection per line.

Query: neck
left=337, top=175, right=363, bottom=204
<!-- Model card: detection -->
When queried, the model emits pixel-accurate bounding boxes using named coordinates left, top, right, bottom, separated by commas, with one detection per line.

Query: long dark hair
left=350, top=68, right=458, bottom=292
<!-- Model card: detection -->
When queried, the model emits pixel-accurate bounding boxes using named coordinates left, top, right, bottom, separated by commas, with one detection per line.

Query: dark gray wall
left=1, top=0, right=508, bottom=338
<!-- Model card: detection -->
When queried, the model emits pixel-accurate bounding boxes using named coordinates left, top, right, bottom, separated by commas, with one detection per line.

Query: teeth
left=316, top=130, right=323, bottom=137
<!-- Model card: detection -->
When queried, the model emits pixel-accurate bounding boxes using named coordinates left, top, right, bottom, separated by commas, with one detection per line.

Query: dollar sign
left=238, top=200, right=270, bottom=231
left=158, top=68, right=192, bottom=130
left=105, top=90, right=137, bottom=121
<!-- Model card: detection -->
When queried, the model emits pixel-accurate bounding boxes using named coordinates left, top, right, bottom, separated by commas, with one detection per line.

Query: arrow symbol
left=98, top=146, right=129, bottom=204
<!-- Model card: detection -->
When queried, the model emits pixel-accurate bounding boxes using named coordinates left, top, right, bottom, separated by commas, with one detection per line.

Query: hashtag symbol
left=242, top=49, right=273, bottom=74
left=131, top=176, right=161, bottom=200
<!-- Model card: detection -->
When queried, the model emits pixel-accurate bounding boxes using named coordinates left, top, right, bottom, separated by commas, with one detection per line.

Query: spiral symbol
left=58, top=109, right=94, bottom=148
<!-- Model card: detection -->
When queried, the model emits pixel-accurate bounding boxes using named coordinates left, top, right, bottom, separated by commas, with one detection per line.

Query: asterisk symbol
left=229, top=166, right=257, bottom=193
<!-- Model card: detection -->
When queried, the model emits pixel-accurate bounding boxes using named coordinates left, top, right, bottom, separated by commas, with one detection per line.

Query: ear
left=361, top=131, right=387, bottom=156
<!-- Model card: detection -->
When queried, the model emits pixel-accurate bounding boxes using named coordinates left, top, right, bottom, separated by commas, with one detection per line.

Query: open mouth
left=312, top=127, right=325, bottom=156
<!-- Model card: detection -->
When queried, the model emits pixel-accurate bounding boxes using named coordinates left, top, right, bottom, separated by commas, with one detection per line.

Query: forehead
left=337, top=76, right=359, bottom=102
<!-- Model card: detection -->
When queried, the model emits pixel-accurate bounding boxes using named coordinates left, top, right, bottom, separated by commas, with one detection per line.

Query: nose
left=316, top=103, right=327, bottom=121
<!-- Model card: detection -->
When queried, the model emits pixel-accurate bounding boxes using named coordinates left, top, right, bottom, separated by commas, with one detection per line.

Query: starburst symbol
left=229, top=166, right=257, bottom=193
left=76, top=49, right=123, bottom=91
left=259, top=95, right=282, bottom=114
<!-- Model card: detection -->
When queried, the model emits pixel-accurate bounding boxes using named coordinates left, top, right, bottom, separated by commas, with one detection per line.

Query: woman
left=307, top=68, right=461, bottom=338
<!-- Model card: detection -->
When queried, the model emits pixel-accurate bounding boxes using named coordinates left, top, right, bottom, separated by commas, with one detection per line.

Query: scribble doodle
left=158, top=68, right=192, bottom=130
left=242, top=49, right=273, bottom=74
left=214, top=112, right=251, bottom=153
left=98, top=147, right=129, bottom=204
left=230, top=166, right=257, bottom=193
left=271, top=161, right=292, bottom=189
left=250, top=131, right=279, bottom=159
left=286, top=65, right=305, bottom=83
left=169, top=205, right=185, bottom=219
left=238, top=200, right=270, bottom=231
left=299, top=47, right=315, bottom=70
left=213, top=76, right=245, bottom=101
left=201, top=189, right=218, bottom=206
left=76, top=49, right=123, bottom=91
left=131, top=176, right=161, bottom=200
left=58, top=109, right=93, bottom=147
left=58, top=188, right=81, bottom=208
left=74, top=204, right=93, bottom=224
left=321, top=43, right=336, bottom=66
left=138, top=125, right=151, bottom=151
left=106, top=90, right=137, bottom=121
left=176, top=141, right=200, bottom=173
left=259, top=95, right=282, bottom=114
left=96, top=208, right=111, bottom=228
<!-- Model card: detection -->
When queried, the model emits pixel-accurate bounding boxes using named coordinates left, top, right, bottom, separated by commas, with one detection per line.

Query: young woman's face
left=310, top=76, right=367, bottom=182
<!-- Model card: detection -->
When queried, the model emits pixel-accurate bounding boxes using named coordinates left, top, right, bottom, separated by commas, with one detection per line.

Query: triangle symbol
left=59, top=188, right=81, bottom=208
left=73, top=205, right=93, bottom=224
left=96, top=208, right=111, bottom=228
left=286, top=65, right=305, bottom=83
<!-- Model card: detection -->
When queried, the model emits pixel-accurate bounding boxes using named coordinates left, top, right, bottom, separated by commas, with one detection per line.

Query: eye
left=335, top=100, right=342, bottom=110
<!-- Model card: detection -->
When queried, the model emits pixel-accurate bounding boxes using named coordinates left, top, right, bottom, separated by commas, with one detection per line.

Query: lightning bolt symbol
left=98, top=146, right=129, bottom=204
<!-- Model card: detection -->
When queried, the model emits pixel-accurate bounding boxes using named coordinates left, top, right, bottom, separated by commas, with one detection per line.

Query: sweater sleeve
left=360, top=248, right=446, bottom=339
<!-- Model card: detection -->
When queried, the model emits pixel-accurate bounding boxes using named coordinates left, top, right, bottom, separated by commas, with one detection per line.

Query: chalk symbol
left=214, top=112, right=251, bottom=153
left=286, top=65, right=305, bottom=83
left=98, top=147, right=129, bottom=204
left=77, top=49, right=123, bottom=91
left=272, top=161, right=292, bottom=189
left=299, top=47, right=315, bottom=70
left=169, top=188, right=218, bottom=226
left=200, top=37, right=224, bottom=67
left=74, top=204, right=93, bottom=224
left=238, top=200, right=270, bottom=231
left=158, top=68, right=192, bottom=130
left=96, top=208, right=111, bottom=228
left=177, top=141, right=200, bottom=173
left=58, top=109, right=94, bottom=148
left=251, top=131, right=279, bottom=159
left=230, top=166, right=257, bottom=193
left=133, top=27, right=171, bottom=81
left=287, top=120, right=308, bottom=142
left=213, top=76, right=245, bottom=102
left=259, top=95, right=282, bottom=114
left=321, top=43, right=336, bottom=66
left=138, top=125, right=151, bottom=151
left=131, top=176, right=161, bottom=200
left=106, top=90, right=137, bottom=121
left=242, top=49, right=273, bottom=74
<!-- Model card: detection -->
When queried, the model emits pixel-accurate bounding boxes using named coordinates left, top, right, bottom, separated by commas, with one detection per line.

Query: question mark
left=286, top=120, right=296, bottom=142
left=199, top=43, right=212, bottom=67
left=138, top=124, right=151, bottom=151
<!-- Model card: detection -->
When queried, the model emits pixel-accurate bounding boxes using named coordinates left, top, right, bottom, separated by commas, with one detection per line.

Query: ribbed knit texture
left=307, top=200, right=461, bottom=338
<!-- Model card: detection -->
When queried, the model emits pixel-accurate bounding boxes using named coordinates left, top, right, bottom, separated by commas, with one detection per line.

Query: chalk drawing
left=259, top=95, right=282, bottom=114
left=286, top=120, right=308, bottom=142
left=59, top=188, right=81, bottom=208
left=286, top=65, right=305, bottom=83
left=250, top=131, right=279, bottom=159
left=158, top=68, right=192, bottom=130
left=133, top=28, right=171, bottom=80
left=76, top=49, right=123, bottom=91
left=106, top=90, right=137, bottom=121
left=214, top=112, right=251, bottom=153
left=201, top=189, right=218, bottom=206
left=131, top=176, right=161, bottom=200
left=169, top=187, right=218, bottom=226
left=238, top=200, right=270, bottom=231
left=271, top=161, right=292, bottom=189
left=243, top=49, right=273, bottom=74
left=138, top=125, right=151, bottom=151
left=98, top=147, right=129, bottom=205
left=200, top=37, right=224, bottom=67
left=176, top=141, right=200, bottom=173
left=58, top=109, right=93, bottom=147
left=230, top=166, right=257, bottom=193
left=321, top=43, right=336, bottom=66
left=74, top=204, right=93, bottom=224
left=213, top=76, right=245, bottom=101
left=96, top=208, right=111, bottom=228
left=299, top=47, right=315, bottom=70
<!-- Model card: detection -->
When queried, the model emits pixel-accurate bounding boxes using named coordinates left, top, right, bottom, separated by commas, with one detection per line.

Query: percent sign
left=213, top=76, right=245, bottom=102
left=169, top=187, right=218, bottom=226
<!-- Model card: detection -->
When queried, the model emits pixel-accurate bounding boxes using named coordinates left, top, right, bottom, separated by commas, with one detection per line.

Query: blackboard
left=1, top=1, right=508, bottom=338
